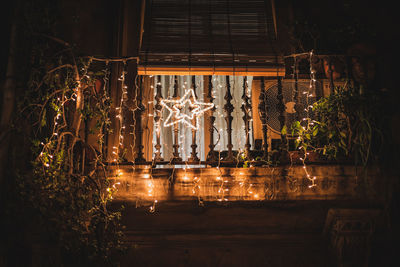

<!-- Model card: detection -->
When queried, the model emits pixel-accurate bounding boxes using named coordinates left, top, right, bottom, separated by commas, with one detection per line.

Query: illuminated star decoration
left=160, top=89, right=214, bottom=130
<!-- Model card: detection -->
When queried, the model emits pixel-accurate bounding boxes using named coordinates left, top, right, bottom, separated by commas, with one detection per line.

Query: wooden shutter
left=138, top=0, right=284, bottom=76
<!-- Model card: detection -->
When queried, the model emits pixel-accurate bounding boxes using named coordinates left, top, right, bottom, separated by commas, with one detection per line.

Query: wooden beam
left=271, top=0, right=278, bottom=39
left=138, top=66, right=285, bottom=76
left=139, top=0, right=146, bottom=54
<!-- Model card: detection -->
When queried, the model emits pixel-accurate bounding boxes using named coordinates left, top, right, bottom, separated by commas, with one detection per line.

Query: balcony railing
left=107, top=53, right=359, bottom=168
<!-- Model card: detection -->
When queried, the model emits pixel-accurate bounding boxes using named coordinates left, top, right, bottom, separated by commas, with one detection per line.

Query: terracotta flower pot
left=94, top=78, right=103, bottom=95
left=323, top=57, right=343, bottom=80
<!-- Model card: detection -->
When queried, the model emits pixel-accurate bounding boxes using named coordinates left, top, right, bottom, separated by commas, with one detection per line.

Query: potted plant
left=289, top=84, right=383, bottom=166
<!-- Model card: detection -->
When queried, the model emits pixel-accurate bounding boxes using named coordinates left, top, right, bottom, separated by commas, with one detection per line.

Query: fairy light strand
left=298, top=51, right=317, bottom=188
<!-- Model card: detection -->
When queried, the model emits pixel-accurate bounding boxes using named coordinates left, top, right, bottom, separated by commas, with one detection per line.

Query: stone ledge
left=108, top=165, right=379, bottom=203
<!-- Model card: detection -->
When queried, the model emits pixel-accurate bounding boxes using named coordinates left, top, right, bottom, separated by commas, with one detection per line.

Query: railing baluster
left=206, top=75, right=217, bottom=162
left=277, top=76, right=288, bottom=152
left=258, top=77, right=268, bottom=160
left=153, top=75, right=163, bottom=161
left=172, top=75, right=182, bottom=162
left=135, top=75, right=146, bottom=162
left=241, top=76, right=251, bottom=159
left=293, top=57, right=301, bottom=121
left=224, top=75, right=235, bottom=161
left=188, top=76, right=200, bottom=162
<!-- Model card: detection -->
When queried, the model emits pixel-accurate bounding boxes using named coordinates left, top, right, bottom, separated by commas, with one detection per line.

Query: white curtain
left=153, top=75, right=253, bottom=161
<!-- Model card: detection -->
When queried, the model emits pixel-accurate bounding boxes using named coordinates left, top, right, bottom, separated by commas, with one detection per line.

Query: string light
left=295, top=51, right=318, bottom=189
left=112, top=61, right=128, bottom=164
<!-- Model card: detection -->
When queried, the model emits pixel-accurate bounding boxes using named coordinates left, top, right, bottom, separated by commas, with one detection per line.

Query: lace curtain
left=153, top=75, right=253, bottom=161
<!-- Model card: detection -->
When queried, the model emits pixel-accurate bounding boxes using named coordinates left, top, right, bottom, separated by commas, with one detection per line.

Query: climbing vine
left=2, top=1, right=126, bottom=265
left=14, top=38, right=125, bottom=264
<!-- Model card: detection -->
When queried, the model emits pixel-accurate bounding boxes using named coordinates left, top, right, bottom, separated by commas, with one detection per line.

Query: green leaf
left=340, top=138, right=346, bottom=147
left=281, top=125, right=287, bottom=135
left=243, top=161, right=249, bottom=168
left=303, top=143, right=308, bottom=151
left=312, top=127, right=319, bottom=136
left=41, top=109, right=47, bottom=127
left=294, top=139, right=300, bottom=148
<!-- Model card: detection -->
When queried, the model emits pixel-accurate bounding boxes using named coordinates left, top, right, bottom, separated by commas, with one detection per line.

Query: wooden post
left=224, top=76, right=235, bottom=161
left=142, top=76, right=154, bottom=161
left=188, top=76, right=200, bottom=162
left=241, top=76, right=252, bottom=159
left=153, top=75, right=163, bottom=161
left=135, top=75, right=146, bottom=162
left=251, top=79, right=262, bottom=146
left=172, top=76, right=182, bottom=162
left=258, top=77, right=268, bottom=160
left=206, top=75, right=217, bottom=162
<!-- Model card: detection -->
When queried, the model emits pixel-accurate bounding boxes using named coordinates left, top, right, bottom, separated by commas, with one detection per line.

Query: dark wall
left=56, top=0, right=142, bottom=57
left=57, top=0, right=122, bottom=56
left=0, top=2, right=15, bottom=82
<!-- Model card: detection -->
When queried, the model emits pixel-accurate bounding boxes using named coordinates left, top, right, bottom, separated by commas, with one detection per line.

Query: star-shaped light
left=160, top=89, right=214, bottom=130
